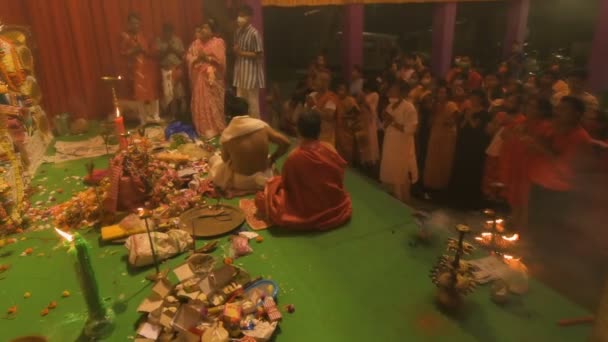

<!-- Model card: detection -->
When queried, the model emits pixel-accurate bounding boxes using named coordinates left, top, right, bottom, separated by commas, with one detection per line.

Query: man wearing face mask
left=380, top=82, right=418, bottom=203
left=233, top=5, right=265, bottom=118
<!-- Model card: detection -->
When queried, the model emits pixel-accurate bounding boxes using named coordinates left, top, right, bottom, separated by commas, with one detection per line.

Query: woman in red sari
left=499, top=97, right=553, bottom=229
left=186, top=21, right=227, bottom=138
left=482, top=93, right=525, bottom=198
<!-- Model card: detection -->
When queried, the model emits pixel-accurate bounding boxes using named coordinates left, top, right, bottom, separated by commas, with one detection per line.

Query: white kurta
left=380, top=100, right=418, bottom=185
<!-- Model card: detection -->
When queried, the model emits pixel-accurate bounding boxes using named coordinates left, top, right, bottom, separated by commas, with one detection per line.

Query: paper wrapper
left=243, top=321, right=278, bottom=341
left=125, top=230, right=193, bottom=267
left=239, top=199, right=270, bottom=231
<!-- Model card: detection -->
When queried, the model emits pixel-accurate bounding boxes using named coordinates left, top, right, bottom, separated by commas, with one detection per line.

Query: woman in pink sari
left=186, top=21, right=226, bottom=138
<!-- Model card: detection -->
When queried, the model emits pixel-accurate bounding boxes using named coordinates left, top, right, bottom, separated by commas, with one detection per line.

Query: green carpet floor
left=0, top=152, right=592, bottom=341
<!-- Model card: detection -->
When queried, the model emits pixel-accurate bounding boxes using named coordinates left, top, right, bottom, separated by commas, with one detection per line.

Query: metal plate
left=178, top=204, right=245, bottom=237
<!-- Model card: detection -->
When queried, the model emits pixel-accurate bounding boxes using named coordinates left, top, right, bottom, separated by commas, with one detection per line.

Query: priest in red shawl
left=528, top=96, right=593, bottom=229
left=255, top=110, right=352, bottom=231
left=498, top=97, right=553, bottom=229
left=120, top=13, right=160, bottom=124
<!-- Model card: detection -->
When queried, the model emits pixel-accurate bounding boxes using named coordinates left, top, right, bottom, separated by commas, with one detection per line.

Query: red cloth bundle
left=103, top=154, right=148, bottom=213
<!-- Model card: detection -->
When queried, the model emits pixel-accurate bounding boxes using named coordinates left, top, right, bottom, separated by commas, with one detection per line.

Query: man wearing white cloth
left=210, top=99, right=289, bottom=191
left=379, top=82, right=418, bottom=203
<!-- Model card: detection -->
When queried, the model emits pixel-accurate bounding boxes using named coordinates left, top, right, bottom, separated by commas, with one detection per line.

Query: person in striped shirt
left=233, top=5, right=265, bottom=118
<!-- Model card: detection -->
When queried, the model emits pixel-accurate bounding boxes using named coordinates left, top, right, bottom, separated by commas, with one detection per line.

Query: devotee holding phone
left=120, top=13, right=160, bottom=124
left=209, top=98, right=289, bottom=192
left=233, top=5, right=265, bottom=118
left=256, top=110, right=352, bottom=231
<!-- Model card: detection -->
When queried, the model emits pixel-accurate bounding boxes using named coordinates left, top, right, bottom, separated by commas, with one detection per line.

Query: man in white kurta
left=380, top=84, right=418, bottom=203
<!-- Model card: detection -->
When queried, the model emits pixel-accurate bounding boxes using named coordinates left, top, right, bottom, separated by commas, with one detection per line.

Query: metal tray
left=178, top=204, right=245, bottom=237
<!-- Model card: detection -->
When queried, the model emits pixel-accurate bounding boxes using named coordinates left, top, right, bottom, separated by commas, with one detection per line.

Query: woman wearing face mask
left=424, top=83, right=459, bottom=193
left=307, top=54, right=329, bottom=90
left=379, top=82, right=418, bottom=203
left=409, top=71, right=433, bottom=105
left=186, top=20, right=227, bottom=138
left=335, top=83, right=360, bottom=164
left=415, top=91, right=434, bottom=184
left=448, top=91, right=491, bottom=209
left=356, top=79, right=381, bottom=170
left=498, top=97, right=553, bottom=229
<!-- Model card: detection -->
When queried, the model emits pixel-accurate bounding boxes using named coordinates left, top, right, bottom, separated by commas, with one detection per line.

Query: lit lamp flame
left=503, top=254, right=522, bottom=263
left=502, top=233, right=519, bottom=242
left=55, top=228, right=74, bottom=242
left=116, top=107, right=120, bottom=118
left=475, top=232, right=493, bottom=241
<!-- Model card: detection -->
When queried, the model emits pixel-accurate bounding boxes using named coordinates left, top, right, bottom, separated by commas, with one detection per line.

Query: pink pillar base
left=431, top=3, right=457, bottom=79
left=503, top=0, right=530, bottom=59
left=588, top=0, right=608, bottom=93
left=342, top=4, right=364, bottom=83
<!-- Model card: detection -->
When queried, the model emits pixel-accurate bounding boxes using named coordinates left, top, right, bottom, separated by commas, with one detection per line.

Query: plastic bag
left=201, top=322, right=229, bottom=342
left=230, top=235, right=252, bottom=258
left=125, top=229, right=193, bottom=267
left=165, top=121, right=197, bottom=140
left=119, top=213, right=154, bottom=233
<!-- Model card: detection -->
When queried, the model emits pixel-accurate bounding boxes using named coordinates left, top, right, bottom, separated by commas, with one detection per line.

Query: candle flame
left=496, top=219, right=504, bottom=224
left=116, top=107, right=120, bottom=118
left=481, top=232, right=492, bottom=237
left=503, top=254, right=521, bottom=261
left=502, top=233, right=519, bottom=242
left=475, top=237, right=483, bottom=241
left=55, top=228, right=74, bottom=242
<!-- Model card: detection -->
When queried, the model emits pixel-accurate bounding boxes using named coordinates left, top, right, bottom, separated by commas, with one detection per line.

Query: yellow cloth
left=101, top=224, right=146, bottom=241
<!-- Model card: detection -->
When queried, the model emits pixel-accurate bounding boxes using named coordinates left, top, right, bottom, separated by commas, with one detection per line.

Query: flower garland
left=0, top=38, right=25, bottom=93
left=50, top=179, right=110, bottom=229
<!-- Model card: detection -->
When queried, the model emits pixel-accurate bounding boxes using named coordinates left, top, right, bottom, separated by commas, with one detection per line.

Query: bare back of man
left=222, top=126, right=290, bottom=176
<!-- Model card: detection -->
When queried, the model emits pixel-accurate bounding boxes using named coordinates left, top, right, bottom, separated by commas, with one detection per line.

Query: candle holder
left=430, top=224, right=477, bottom=312
left=101, top=75, right=123, bottom=110
left=55, top=229, right=114, bottom=339
left=85, top=162, right=104, bottom=227
left=99, top=122, right=113, bottom=155
left=476, top=209, right=519, bottom=254
left=119, top=132, right=131, bottom=150
left=137, top=208, right=164, bottom=281
left=411, top=210, right=432, bottom=246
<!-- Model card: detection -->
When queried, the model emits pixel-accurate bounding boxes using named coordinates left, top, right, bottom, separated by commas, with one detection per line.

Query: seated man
left=210, top=98, right=290, bottom=192
left=255, top=110, right=352, bottom=230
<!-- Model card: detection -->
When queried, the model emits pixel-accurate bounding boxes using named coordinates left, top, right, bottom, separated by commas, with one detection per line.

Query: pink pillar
left=588, top=0, right=608, bottom=93
left=342, top=4, right=364, bottom=82
left=431, top=2, right=457, bottom=79
left=503, top=0, right=530, bottom=58
left=241, top=0, right=268, bottom=121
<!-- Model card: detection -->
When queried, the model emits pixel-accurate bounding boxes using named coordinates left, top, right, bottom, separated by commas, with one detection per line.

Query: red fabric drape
left=0, top=0, right=204, bottom=119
